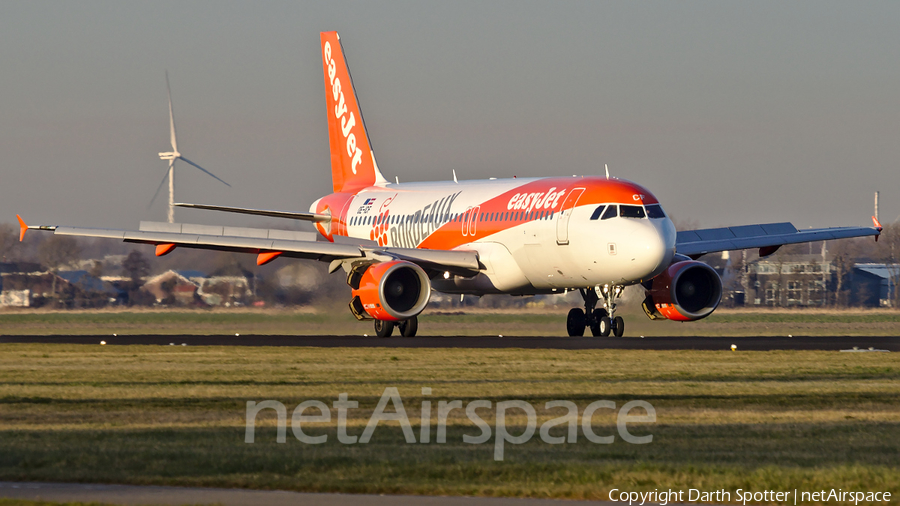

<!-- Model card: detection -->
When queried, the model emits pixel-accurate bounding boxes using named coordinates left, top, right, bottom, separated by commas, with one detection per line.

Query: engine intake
left=642, top=260, right=722, bottom=321
left=349, top=260, right=431, bottom=321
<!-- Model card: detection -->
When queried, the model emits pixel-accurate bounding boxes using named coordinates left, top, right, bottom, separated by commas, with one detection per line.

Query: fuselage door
left=468, top=205, right=481, bottom=237
left=555, top=187, right=585, bottom=245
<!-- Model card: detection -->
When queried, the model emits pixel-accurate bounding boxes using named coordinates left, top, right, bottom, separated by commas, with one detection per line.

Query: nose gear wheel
left=567, top=285, right=626, bottom=337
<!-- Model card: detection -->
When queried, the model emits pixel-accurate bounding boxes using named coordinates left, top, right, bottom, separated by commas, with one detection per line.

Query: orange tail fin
left=320, top=32, right=387, bottom=193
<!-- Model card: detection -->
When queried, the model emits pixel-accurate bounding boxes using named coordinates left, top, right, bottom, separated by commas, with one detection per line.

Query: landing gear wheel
left=589, top=308, right=609, bottom=336
left=598, top=316, right=611, bottom=337
left=612, top=316, right=625, bottom=337
left=374, top=320, right=394, bottom=338
left=398, top=316, right=418, bottom=337
left=566, top=308, right=586, bottom=336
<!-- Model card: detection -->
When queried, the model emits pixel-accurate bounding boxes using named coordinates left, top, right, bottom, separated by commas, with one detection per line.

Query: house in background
left=744, top=254, right=831, bottom=307
left=852, top=264, right=897, bottom=307
left=197, top=276, right=252, bottom=306
left=0, top=263, right=87, bottom=308
left=57, top=270, right=122, bottom=303
left=138, top=270, right=253, bottom=307
left=141, top=271, right=200, bottom=306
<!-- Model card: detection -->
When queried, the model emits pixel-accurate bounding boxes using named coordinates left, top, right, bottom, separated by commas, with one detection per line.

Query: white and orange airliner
left=17, top=32, right=882, bottom=337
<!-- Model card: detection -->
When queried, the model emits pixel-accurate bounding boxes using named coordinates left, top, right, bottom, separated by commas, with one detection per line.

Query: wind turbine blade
left=149, top=161, right=175, bottom=208
left=166, top=71, right=178, bottom=153
left=179, top=156, right=231, bottom=187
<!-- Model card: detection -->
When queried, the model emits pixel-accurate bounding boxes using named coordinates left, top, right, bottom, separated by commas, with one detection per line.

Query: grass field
left=2, top=306, right=900, bottom=336
left=0, top=342, right=897, bottom=502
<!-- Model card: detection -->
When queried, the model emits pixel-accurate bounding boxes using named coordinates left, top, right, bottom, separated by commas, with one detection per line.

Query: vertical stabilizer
left=321, top=31, right=388, bottom=193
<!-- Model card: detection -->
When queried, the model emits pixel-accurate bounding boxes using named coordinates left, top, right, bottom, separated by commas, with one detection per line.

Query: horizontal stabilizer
left=174, top=203, right=331, bottom=222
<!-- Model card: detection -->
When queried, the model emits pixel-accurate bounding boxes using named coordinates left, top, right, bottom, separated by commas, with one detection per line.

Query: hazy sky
left=2, top=1, right=898, bottom=232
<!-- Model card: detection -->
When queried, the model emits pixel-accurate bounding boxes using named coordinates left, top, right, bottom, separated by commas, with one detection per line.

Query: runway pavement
left=0, top=481, right=613, bottom=506
left=0, top=334, right=896, bottom=350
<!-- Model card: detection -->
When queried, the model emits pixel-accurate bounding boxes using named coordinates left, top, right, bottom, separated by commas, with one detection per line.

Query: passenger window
left=601, top=205, right=617, bottom=220
left=620, top=205, right=646, bottom=219
left=590, top=205, right=606, bottom=220
left=646, top=204, right=666, bottom=219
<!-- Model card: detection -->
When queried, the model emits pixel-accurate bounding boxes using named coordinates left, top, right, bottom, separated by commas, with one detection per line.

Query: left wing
left=676, top=218, right=882, bottom=258
left=16, top=216, right=482, bottom=277
left=174, top=202, right=331, bottom=222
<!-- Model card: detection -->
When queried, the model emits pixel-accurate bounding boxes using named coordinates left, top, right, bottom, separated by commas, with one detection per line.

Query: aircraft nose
left=627, top=220, right=674, bottom=280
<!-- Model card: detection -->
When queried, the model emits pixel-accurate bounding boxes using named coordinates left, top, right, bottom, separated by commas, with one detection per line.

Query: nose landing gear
left=565, top=285, right=625, bottom=337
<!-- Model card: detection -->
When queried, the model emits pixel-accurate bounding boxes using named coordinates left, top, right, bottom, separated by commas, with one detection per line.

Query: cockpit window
left=620, top=205, right=646, bottom=219
left=590, top=205, right=606, bottom=220
left=645, top=204, right=666, bottom=219
left=601, top=205, right=617, bottom=220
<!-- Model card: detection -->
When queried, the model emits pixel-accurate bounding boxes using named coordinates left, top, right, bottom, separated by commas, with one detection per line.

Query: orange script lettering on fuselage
left=507, top=187, right=566, bottom=212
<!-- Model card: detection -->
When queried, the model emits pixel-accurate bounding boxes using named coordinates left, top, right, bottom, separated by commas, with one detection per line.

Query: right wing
left=17, top=217, right=482, bottom=277
left=676, top=218, right=882, bottom=259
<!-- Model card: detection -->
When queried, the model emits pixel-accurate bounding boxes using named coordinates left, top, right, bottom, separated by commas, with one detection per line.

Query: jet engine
left=348, top=260, right=431, bottom=321
left=642, top=260, right=722, bottom=321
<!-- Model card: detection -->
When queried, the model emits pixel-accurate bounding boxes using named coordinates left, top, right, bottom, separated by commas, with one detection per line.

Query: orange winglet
left=155, top=243, right=177, bottom=257
left=16, top=215, right=28, bottom=242
left=257, top=251, right=282, bottom=266
left=873, top=216, right=883, bottom=242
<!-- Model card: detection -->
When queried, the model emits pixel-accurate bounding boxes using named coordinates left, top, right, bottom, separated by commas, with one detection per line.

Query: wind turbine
left=151, top=71, right=231, bottom=223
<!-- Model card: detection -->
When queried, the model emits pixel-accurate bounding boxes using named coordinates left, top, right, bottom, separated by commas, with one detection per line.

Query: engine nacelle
left=348, top=260, right=431, bottom=321
left=642, top=260, right=722, bottom=321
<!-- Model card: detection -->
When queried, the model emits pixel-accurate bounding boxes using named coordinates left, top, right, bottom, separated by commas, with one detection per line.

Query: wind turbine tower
left=153, top=72, right=231, bottom=223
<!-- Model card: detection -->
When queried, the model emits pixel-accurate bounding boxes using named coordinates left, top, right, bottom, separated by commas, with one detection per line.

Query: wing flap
left=377, top=247, right=481, bottom=275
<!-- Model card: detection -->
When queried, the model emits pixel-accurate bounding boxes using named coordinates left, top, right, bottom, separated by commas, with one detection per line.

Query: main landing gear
left=374, top=316, right=418, bottom=338
left=566, top=285, right=625, bottom=337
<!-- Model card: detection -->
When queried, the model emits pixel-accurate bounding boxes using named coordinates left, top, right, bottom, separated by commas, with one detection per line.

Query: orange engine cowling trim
left=645, top=260, right=722, bottom=322
left=350, top=260, right=431, bottom=321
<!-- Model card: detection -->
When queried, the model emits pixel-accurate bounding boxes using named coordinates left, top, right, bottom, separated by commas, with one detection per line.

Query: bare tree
left=0, top=223, right=18, bottom=262
left=121, top=250, right=151, bottom=306
left=88, top=260, right=104, bottom=279
left=828, top=240, right=854, bottom=307
left=122, top=250, right=150, bottom=286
